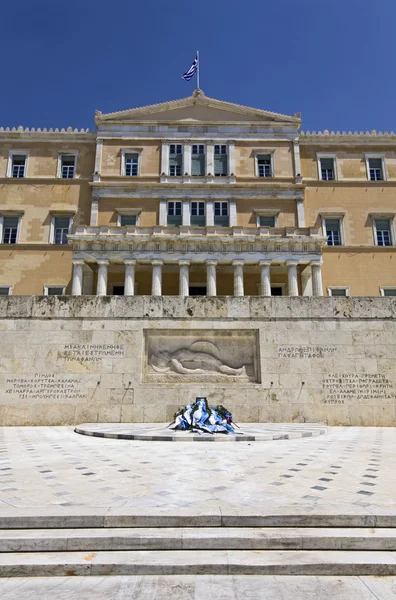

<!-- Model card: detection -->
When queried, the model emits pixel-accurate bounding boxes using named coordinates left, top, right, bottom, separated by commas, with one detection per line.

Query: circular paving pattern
left=74, top=422, right=327, bottom=442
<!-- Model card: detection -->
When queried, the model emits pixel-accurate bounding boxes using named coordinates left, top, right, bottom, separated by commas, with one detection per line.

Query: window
left=375, top=219, right=392, bottom=246
left=381, top=288, right=396, bottom=296
left=52, top=216, right=71, bottom=245
left=368, top=158, right=384, bottom=181
left=257, top=155, right=272, bottom=178
left=323, top=218, right=342, bottom=246
left=320, top=158, right=335, bottom=181
left=0, top=287, right=12, bottom=295
left=328, top=287, right=349, bottom=297
left=112, top=286, right=125, bottom=296
left=44, top=286, right=65, bottom=296
left=2, top=216, right=20, bottom=244
left=119, top=214, right=137, bottom=226
left=125, top=153, right=139, bottom=177
left=167, top=201, right=182, bottom=226
left=214, top=144, right=228, bottom=176
left=191, top=201, right=205, bottom=226
left=169, top=144, right=182, bottom=176
left=214, top=201, right=229, bottom=226
left=191, top=144, right=205, bottom=176
left=12, top=155, right=27, bottom=178
left=259, top=215, right=276, bottom=227
left=189, top=285, right=207, bottom=296
left=60, top=155, right=75, bottom=179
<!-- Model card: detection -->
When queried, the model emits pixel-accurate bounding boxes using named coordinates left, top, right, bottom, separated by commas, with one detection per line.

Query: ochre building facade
left=1, top=90, right=395, bottom=298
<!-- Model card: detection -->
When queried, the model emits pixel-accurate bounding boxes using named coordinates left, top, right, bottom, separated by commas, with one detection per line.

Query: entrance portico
left=68, top=225, right=325, bottom=297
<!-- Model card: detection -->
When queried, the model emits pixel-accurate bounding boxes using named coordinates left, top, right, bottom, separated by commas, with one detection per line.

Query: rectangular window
left=369, top=158, right=384, bottom=181
left=320, top=158, right=335, bottom=181
left=382, top=288, right=396, bottom=296
left=167, top=201, right=182, bottom=226
left=191, top=201, right=205, bottom=226
left=329, top=288, right=348, bottom=297
left=2, top=216, right=19, bottom=244
left=191, top=144, right=205, bottom=176
left=0, top=287, right=11, bottom=295
left=257, top=155, right=272, bottom=178
left=169, top=144, right=182, bottom=176
left=120, top=214, right=137, bottom=226
left=125, top=153, right=139, bottom=176
left=214, top=144, right=228, bottom=176
left=46, top=287, right=65, bottom=295
left=214, top=201, right=229, bottom=226
left=12, top=155, right=26, bottom=178
left=325, top=218, right=342, bottom=246
left=259, top=215, right=276, bottom=227
left=375, top=219, right=392, bottom=246
left=61, top=155, right=75, bottom=179
left=53, top=216, right=71, bottom=245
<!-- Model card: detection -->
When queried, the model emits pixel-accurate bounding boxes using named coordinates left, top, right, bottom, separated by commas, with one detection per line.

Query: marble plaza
left=0, top=425, right=396, bottom=596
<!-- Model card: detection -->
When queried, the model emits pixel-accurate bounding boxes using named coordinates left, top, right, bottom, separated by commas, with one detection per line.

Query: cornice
left=300, top=130, right=396, bottom=144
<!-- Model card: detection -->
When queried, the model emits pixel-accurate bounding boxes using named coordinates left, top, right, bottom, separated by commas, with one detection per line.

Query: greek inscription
left=278, top=345, right=337, bottom=359
left=322, top=373, right=395, bottom=404
left=62, top=344, right=124, bottom=362
left=5, top=374, right=85, bottom=401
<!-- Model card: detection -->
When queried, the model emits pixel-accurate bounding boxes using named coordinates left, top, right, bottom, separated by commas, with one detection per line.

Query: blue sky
left=1, top=0, right=395, bottom=132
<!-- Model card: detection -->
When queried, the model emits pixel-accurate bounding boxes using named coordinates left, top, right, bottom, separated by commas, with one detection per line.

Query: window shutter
left=191, top=155, right=204, bottom=176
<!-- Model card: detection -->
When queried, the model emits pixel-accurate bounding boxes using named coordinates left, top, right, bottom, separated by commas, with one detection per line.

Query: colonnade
left=72, top=258, right=324, bottom=297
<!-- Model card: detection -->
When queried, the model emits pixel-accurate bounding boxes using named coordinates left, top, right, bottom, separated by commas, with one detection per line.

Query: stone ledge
left=0, top=295, right=395, bottom=321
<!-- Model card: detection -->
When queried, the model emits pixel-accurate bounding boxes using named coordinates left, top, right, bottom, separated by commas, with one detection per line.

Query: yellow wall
left=0, top=247, right=73, bottom=294
left=101, top=140, right=160, bottom=178
left=235, top=141, right=294, bottom=179
left=98, top=198, right=159, bottom=227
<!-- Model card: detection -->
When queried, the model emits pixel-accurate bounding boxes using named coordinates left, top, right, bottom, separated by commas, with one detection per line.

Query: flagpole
left=197, top=50, right=200, bottom=89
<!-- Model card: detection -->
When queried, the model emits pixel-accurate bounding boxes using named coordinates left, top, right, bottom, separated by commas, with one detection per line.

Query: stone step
left=1, top=527, right=396, bottom=552
left=1, top=511, right=396, bottom=529
left=1, top=550, right=396, bottom=577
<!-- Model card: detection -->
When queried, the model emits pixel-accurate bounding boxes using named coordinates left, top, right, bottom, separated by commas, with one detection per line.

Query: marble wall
left=0, top=296, right=395, bottom=426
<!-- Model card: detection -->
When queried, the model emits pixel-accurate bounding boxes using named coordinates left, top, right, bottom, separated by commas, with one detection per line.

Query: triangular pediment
left=95, top=90, right=301, bottom=125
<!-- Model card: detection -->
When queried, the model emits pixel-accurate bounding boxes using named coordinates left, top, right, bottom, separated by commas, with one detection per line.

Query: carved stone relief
left=144, top=330, right=259, bottom=383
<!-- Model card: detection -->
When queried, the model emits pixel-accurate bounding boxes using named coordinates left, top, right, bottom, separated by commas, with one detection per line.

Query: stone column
left=259, top=261, right=272, bottom=296
left=182, top=199, right=191, bottom=226
left=82, top=265, right=94, bottom=295
left=206, top=199, right=214, bottom=226
left=71, top=260, right=84, bottom=296
left=159, top=198, right=167, bottom=226
left=96, top=260, right=109, bottom=296
left=293, top=139, right=302, bottom=180
left=296, top=199, right=305, bottom=227
left=151, top=260, right=163, bottom=296
left=233, top=260, right=244, bottom=297
left=179, top=260, right=190, bottom=296
left=124, top=260, right=136, bottom=296
left=287, top=261, right=299, bottom=296
left=90, top=196, right=99, bottom=226
left=206, top=260, right=217, bottom=296
left=183, top=143, right=191, bottom=176
left=94, top=138, right=103, bottom=180
left=206, top=141, right=214, bottom=175
left=161, top=141, right=170, bottom=176
left=228, top=140, right=235, bottom=175
left=301, top=266, right=313, bottom=297
left=229, top=199, right=237, bottom=227
left=311, top=260, right=324, bottom=297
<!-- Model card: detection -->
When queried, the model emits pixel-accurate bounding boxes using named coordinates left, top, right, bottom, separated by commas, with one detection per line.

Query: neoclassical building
left=1, top=89, right=396, bottom=298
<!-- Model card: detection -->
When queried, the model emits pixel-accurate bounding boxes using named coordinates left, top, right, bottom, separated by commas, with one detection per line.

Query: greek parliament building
left=1, top=89, right=396, bottom=299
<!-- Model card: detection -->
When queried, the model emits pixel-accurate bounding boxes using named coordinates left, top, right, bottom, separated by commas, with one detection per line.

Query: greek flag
left=182, top=55, right=198, bottom=81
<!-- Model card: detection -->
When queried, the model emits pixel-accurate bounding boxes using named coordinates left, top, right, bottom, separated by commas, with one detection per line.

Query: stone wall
left=0, top=296, right=396, bottom=426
